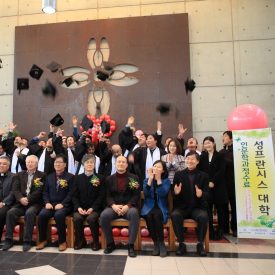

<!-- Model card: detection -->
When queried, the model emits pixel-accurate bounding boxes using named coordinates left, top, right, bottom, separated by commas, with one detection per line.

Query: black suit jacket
left=72, top=173, right=105, bottom=212
left=105, top=172, right=140, bottom=208
left=197, top=150, right=228, bottom=204
left=0, top=171, right=16, bottom=206
left=172, top=169, right=209, bottom=211
left=43, top=171, right=74, bottom=208
left=13, top=170, right=46, bottom=206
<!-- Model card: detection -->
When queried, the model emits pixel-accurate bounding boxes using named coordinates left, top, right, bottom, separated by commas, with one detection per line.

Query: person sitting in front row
left=141, top=160, right=171, bottom=257
left=36, top=154, right=74, bottom=252
left=100, top=155, right=140, bottom=257
left=171, top=151, right=209, bottom=256
left=72, top=154, right=105, bottom=251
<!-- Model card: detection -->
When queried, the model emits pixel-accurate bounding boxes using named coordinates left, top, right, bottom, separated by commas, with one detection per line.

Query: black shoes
left=22, top=242, right=32, bottom=252
left=91, top=241, right=100, bottom=251
left=74, top=239, right=87, bottom=250
left=152, top=243, right=160, bottom=256
left=128, top=244, right=136, bottom=258
left=2, top=239, right=13, bottom=251
left=159, top=242, right=167, bottom=257
left=176, top=242, right=187, bottom=256
left=196, top=242, right=207, bottom=256
left=104, top=242, right=116, bottom=254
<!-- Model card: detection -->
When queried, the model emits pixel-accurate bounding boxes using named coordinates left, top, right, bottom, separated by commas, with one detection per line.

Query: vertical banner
left=233, top=128, right=275, bottom=239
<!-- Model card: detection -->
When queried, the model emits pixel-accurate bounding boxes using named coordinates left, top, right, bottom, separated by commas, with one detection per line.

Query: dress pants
left=144, top=207, right=164, bottom=242
left=100, top=207, right=139, bottom=245
left=38, top=207, right=72, bottom=244
left=171, top=208, right=208, bottom=243
left=208, top=202, right=226, bottom=237
left=73, top=211, right=99, bottom=245
left=5, top=204, right=41, bottom=242
left=0, top=205, right=10, bottom=240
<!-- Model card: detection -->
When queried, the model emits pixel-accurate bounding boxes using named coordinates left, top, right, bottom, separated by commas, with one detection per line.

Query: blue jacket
left=141, top=178, right=171, bottom=224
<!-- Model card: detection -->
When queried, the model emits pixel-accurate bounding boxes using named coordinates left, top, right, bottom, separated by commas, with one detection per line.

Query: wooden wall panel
left=14, top=14, right=192, bottom=141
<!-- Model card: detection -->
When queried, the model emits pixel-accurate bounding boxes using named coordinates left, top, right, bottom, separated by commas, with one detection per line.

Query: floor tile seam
left=200, top=257, right=238, bottom=275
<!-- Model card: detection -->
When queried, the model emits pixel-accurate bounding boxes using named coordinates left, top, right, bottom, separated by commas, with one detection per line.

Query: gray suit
left=0, top=172, right=16, bottom=239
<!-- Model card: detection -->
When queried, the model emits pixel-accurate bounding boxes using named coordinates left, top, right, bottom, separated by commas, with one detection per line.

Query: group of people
left=0, top=116, right=236, bottom=258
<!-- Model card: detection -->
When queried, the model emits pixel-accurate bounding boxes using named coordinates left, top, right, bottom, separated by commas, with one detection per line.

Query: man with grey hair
left=2, top=155, right=46, bottom=251
left=0, top=156, right=16, bottom=243
left=72, top=154, right=105, bottom=250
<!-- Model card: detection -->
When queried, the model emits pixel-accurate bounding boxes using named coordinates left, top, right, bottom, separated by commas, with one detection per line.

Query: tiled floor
left=1, top=236, right=275, bottom=275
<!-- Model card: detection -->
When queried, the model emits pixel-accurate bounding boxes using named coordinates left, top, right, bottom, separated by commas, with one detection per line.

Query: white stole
left=111, top=156, right=117, bottom=175
left=38, top=148, right=47, bottom=172
left=145, top=147, right=160, bottom=178
left=11, top=147, right=29, bottom=173
left=67, top=148, right=76, bottom=175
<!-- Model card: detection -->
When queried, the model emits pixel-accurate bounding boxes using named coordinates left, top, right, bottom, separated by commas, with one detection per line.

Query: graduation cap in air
left=29, top=64, right=43, bottom=80
left=185, top=78, right=196, bottom=94
left=62, top=77, right=74, bottom=87
left=81, top=115, right=93, bottom=131
left=101, top=120, right=110, bottom=134
left=50, top=113, right=64, bottom=127
left=96, top=70, right=109, bottom=81
left=17, top=78, right=29, bottom=94
left=46, top=61, right=61, bottom=73
left=42, top=79, right=57, bottom=98
left=156, top=103, right=171, bottom=115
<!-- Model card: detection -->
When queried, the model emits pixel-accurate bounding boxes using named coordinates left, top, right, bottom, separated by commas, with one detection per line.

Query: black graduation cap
left=29, top=64, right=43, bottom=80
left=62, top=77, right=74, bottom=87
left=101, top=120, right=110, bottom=134
left=17, top=78, right=29, bottom=94
left=185, top=78, right=196, bottom=94
left=46, top=61, right=61, bottom=73
left=103, top=61, right=115, bottom=71
left=156, top=103, right=171, bottom=115
left=42, top=79, right=57, bottom=98
left=81, top=115, right=93, bottom=131
left=96, top=70, right=109, bottom=81
left=50, top=113, right=64, bottom=127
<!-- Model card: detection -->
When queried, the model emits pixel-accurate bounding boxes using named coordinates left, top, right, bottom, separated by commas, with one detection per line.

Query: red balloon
left=227, top=104, right=268, bottom=130
left=110, top=125, right=116, bottom=132
left=105, top=115, right=110, bottom=120
left=95, top=119, right=100, bottom=124
left=14, top=225, right=20, bottom=233
left=140, top=228, right=149, bottom=237
left=106, top=119, right=111, bottom=124
left=110, top=120, right=116, bottom=126
left=100, top=115, right=105, bottom=120
left=84, top=227, right=91, bottom=236
left=90, top=115, right=96, bottom=121
left=51, top=226, right=57, bottom=235
left=112, top=227, right=121, bottom=236
left=163, top=228, right=168, bottom=237
left=33, top=226, right=37, bottom=234
left=121, top=228, right=129, bottom=237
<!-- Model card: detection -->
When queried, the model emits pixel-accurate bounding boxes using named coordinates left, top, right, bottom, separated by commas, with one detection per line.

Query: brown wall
left=14, top=14, right=192, bottom=142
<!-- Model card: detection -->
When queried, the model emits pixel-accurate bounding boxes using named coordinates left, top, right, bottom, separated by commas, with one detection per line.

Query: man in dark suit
left=2, top=155, right=45, bottom=251
left=171, top=151, right=209, bottom=256
left=0, top=156, right=16, bottom=242
left=100, top=155, right=140, bottom=257
left=36, top=154, right=74, bottom=252
left=72, top=154, right=105, bottom=250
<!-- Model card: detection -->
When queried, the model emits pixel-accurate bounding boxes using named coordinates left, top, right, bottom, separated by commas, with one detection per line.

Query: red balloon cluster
left=84, top=227, right=91, bottom=236
left=80, top=114, right=117, bottom=144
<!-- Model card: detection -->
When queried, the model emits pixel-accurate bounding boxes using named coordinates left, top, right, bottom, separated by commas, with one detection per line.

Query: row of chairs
left=16, top=192, right=209, bottom=252
left=16, top=216, right=209, bottom=252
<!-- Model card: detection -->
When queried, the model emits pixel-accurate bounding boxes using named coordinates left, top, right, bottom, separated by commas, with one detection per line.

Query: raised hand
left=178, top=123, right=187, bottom=138
left=72, top=115, right=78, bottom=127
left=157, top=121, right=162, bottom=132
left=8, top=122, right=17, bottom=131
left=127, top=116, right=135, bottom=126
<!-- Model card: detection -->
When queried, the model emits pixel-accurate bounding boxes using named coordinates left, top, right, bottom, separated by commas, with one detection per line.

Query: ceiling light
left=42, top=0, right=56, bottom=14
